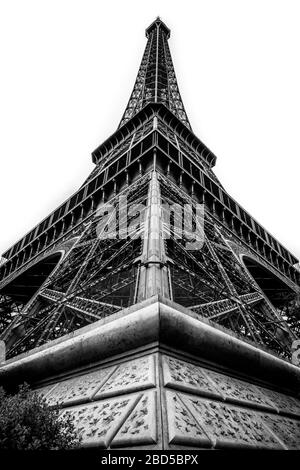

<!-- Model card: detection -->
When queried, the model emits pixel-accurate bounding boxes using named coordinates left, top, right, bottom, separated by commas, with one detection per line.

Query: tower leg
left=137, top=171, right=171, bottom=301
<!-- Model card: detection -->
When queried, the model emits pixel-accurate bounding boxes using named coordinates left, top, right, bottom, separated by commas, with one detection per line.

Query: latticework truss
left=3, top=176, right=149, bottom=358
left=119, top=18, right=191, bottom=129
left=159, top=174, right=295, bottom=359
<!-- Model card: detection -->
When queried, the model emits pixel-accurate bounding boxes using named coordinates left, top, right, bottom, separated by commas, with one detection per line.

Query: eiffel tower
left=0, top=18, right=300, bottom=450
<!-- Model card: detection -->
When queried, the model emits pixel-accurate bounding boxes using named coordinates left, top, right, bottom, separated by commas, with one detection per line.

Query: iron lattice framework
left=0, top=18, right=299, bottom=362
left=119, top=18, right=191, bottom=129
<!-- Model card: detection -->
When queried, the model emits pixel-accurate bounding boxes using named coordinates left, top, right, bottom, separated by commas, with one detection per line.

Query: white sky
left=0, top=0, right=299, bottom=262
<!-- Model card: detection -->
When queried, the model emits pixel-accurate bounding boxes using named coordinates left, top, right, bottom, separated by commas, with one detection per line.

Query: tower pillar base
left=1, top=296, right=300, bottom=450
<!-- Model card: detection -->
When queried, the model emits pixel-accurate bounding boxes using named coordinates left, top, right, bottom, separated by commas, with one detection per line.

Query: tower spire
left=119, top=17, right=191, bottom=130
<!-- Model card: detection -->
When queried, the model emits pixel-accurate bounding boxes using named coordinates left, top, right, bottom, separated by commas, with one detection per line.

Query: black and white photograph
left=0, top=0, right=299, bottom=459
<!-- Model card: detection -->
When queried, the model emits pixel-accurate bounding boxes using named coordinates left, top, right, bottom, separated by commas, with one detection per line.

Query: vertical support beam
left=154, top=22, right=159, bottom=102
left=136, top=170, right=171, bottom=301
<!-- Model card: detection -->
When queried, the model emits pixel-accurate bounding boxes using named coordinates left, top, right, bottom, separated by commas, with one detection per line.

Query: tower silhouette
left=0, top=18, right=299, bottom=450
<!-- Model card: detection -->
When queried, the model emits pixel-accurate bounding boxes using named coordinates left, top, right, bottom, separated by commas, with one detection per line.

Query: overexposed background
left=0, top=0, right=299, bottom=260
